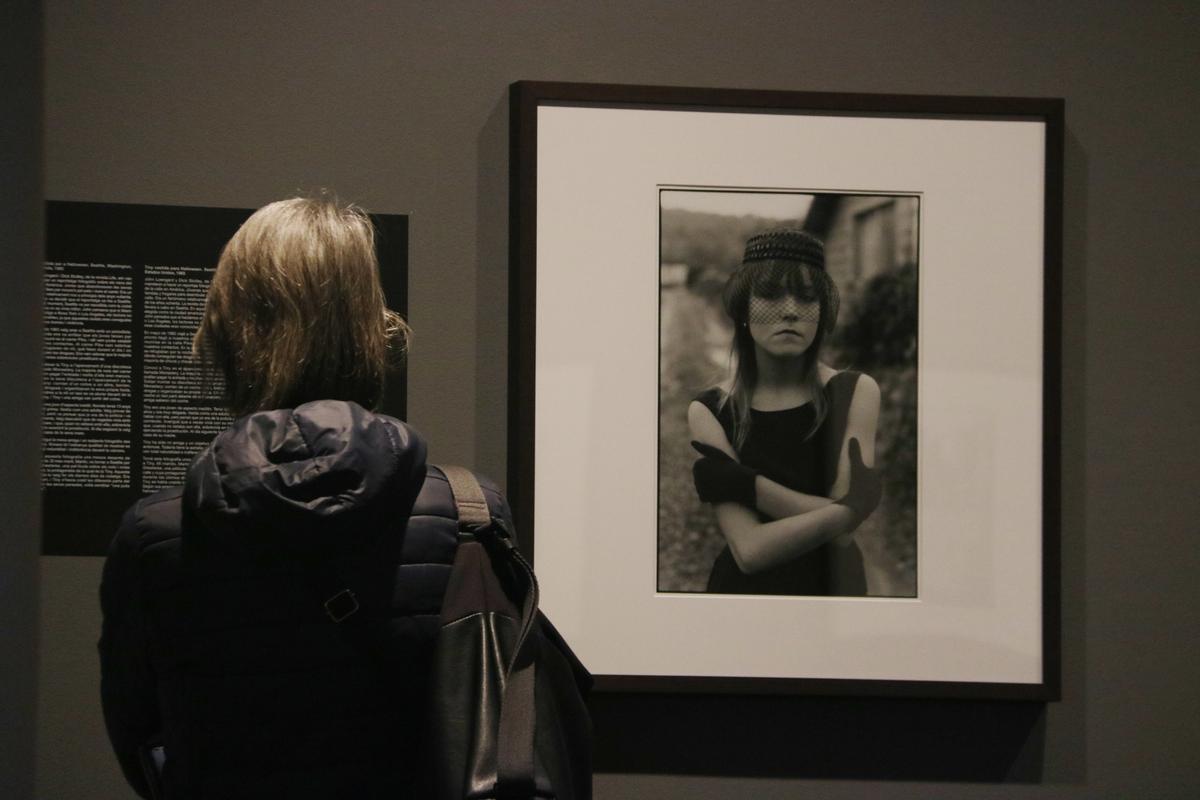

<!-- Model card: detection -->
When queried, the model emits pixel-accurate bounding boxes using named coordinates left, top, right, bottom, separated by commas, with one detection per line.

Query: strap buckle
left=467, top=517, right=517, bottom=553
left=324, top=589, right=359, bottom=623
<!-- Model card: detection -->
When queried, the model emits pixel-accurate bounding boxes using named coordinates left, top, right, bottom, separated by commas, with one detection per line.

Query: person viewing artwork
left=97, top=196, right=515, bottom=797
left=687, top=227, right=881, bottom=595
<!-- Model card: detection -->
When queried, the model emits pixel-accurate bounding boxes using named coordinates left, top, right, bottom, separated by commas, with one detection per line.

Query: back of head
left=194, top=196, right=409, bottom=416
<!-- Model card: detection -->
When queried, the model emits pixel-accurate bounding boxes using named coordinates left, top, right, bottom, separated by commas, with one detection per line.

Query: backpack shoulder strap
left=437, top=463, right=539, bottom=798
left=439, top=464, right=491, bottom=529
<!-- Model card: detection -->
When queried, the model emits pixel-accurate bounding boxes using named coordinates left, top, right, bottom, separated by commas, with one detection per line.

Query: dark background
left=4, top=1, right=1198, bottom=798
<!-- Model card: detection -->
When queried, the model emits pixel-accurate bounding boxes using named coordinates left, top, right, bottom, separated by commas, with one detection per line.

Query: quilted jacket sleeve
left=98, top=503, right=159, bottom=799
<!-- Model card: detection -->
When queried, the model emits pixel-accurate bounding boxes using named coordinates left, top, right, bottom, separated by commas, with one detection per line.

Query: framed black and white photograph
left=656, top=188, right=919, bottom=600
left=509, top=81, right=1062, bottom=698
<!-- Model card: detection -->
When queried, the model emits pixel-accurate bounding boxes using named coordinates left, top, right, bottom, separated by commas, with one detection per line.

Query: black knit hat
left=741, top=228, right=825, bottom=270
left=723, top=228, right=838, bottom=332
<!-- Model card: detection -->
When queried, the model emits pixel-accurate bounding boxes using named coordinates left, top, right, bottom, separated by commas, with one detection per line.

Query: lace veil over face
left=722, top=228, right=839, bottom=333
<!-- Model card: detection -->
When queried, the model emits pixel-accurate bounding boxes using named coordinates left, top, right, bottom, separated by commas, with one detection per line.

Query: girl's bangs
left=723, top=259, right=840, bottom=331
left=748, top=261, right=822, bottom=300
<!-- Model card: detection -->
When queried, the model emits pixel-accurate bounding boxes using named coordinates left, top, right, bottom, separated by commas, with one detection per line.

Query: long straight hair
left=723, top=320, right=828, bottom=451
left=720, top=259, right=838, bottom=451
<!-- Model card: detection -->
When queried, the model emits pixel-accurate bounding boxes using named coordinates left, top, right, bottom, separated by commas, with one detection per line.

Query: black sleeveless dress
left=696, top=371, right=868, bottom=596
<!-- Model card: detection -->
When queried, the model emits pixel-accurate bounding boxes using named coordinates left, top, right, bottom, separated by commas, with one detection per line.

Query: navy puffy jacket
left=99, top=400, right=510, bottom=798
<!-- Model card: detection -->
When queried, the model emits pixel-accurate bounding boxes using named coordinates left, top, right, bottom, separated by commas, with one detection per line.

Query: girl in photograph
left=688, top=228, right=882, bottom=595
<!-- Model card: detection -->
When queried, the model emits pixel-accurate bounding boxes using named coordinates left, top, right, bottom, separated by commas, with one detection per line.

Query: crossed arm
left=686, top=375, right=881, bottom=575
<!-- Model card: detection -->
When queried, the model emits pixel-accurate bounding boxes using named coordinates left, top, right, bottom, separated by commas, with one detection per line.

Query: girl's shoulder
left=690, top=386, right=740, bottom=446
left=817, top=362, right=841, bottom=386
left=823, top=369, right=880, bottom=412
left=821, top=367, right=880, bottom=403
left=819, top=365, right=859, bottom=391
left=692, top=386, right=728, bottom=418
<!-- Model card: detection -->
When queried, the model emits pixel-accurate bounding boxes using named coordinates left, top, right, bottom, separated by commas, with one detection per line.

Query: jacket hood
left=184, top=400, right=427, bottom=555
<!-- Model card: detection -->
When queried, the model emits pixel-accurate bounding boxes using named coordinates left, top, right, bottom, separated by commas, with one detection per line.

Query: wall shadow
left=1043, top=123, right=1090, bottom=785
left=592, top=693, right=1046, bottom=781
left=473, top=91, right=510, bottom=489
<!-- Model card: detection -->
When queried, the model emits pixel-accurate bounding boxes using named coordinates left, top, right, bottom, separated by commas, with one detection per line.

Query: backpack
left=429, top=465, right=593, bottom=799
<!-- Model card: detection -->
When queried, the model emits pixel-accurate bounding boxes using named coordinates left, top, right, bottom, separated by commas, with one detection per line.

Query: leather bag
left=430, top=465, right=593, bottom=800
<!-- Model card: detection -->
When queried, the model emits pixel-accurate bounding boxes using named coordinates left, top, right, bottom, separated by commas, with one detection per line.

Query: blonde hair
left=193, top=196, right=409, bottom=415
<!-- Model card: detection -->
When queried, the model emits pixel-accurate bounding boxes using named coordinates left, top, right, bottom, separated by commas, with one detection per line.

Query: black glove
left=834, top=437, right=882, bottom=522
left=691, top=441, right=757, bottom=507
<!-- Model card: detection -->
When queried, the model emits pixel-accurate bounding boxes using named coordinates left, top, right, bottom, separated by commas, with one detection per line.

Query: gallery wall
left=20, top=1, right=1200, bottom=797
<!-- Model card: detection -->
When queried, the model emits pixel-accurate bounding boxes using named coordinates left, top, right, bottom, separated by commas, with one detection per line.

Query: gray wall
left=28, top=1, right=1200, bottom=797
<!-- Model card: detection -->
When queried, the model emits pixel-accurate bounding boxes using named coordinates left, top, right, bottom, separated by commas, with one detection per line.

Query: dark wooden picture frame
left=509, top=80, right=1062, bottom=700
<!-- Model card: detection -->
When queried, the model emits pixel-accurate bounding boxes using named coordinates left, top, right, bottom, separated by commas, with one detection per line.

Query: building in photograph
left=804, top=195, right=920, bottom=292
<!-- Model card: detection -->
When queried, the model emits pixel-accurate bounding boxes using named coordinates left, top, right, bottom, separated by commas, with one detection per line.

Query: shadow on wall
left=474, top=90, right=511, bottom=491
left=591, top=692, right=1047, bottom=782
